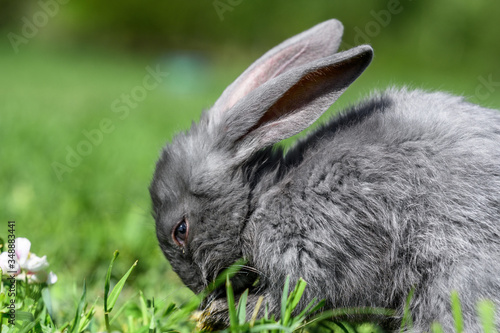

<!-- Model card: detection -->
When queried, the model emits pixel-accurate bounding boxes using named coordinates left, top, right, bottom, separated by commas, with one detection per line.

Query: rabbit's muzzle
left=198, top=269, right=261, bottom=329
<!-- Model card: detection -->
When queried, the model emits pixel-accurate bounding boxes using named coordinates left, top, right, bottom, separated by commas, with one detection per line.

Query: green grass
left=2, top=249, right=380, bottom=332
left=0, top=41, right=499, bottom=332
left=1, top=251, right=497, bottom=332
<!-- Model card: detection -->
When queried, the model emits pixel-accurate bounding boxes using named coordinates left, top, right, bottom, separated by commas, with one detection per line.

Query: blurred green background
left=1, top=0, right=499, bottom=322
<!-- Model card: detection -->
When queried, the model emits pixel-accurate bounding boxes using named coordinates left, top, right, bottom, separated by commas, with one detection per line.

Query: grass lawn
left=1, top=39, right=499, bottom=331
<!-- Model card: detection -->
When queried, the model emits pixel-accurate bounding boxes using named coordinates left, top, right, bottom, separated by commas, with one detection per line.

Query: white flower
left=17, top=270, right=58, bottom=285
left=0, top=237, right=32, bottom=274
left=0, top=252, right=20, bottom=274
left=32, top=270, right=58, bottom=284
left=0, top=237, right=57, bottom=285
left=16, top=237, right=31, bottom=267
left=47, top=271, right=58, bottom=284
left=23, top=253, right=49, bottom=272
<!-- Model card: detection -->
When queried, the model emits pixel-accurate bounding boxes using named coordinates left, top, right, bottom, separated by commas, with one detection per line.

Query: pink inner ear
left=221, top=42, right=309, bottom=113
left=240, top=50, right=373, bottom=147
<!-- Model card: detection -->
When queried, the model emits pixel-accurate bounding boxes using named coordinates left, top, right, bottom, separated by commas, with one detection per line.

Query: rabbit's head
left=150, top=19, right=373, bottom=299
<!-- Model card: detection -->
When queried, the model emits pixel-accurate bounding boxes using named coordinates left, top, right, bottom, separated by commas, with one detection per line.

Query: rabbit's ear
left=211, top=19, right=344, bottom=117
left=221, top=45, right=373, bottom=158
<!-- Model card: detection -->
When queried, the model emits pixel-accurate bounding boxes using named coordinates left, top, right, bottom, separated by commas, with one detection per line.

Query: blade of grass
left=127, top=315, right=136, bottom=333
left=139, top=291, right=150, bottom=326
left=431, top=322, right=445, bottom=333
left=400, top=287, right=414, bottom=331
left=107, top=260, right=138, bottom=312
left=57, top=322, right=71, bottom=333
left=12, top=312, right=35, bottom=324
left=249, top=323, right=293, bottom=333
left=477, top=300, right=497, bottom=333
left=250, top=296, right=264, bottom=327
left=237, top=289, right=249, bottom=325
left=160, top=302, right=177, bottom=318
left=290, top=298, right=318, bottom=326
left=69, top=280, right=87, bottom=333
left=339, top=321, right=357, bottom=333
left=36, top=306, right=55, bottom=331
left=320, top=321, right=354, bottom=333
left=41, top=288, right=53, bottom=320
left=109, top=297, right=134, bottom=325
left=78, top=298, right=97, bottom=332
left=280, top=276, right=290, bottom=326
left=282, top=277, right=307, bottom=327
left=288, top=278, right=307, bottom=310
left=104, top=251, right=119, bottom=313
left=148, top=298, right=157, bottom=333
left=16, top=319, right=39, bottom=333
left=451, top=291, right=463, bottom=333
left=226, top=275, right=238, bottom=332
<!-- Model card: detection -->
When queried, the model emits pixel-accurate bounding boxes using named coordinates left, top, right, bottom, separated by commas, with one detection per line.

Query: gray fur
left=150, top=19, right=500, bottom=332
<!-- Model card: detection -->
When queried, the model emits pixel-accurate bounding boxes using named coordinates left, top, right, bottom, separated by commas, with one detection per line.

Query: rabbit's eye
left=172, top=218, right=188, bottom=247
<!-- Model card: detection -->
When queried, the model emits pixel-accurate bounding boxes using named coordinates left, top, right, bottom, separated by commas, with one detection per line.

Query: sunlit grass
left=1, top=249, right=497, bottom=332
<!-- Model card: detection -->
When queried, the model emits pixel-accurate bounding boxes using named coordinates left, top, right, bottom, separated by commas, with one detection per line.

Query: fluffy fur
left=150, top=20, right=500, bottom=332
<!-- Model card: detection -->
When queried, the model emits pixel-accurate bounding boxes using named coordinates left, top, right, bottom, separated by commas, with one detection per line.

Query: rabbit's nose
left=199, top=268, right=260, bottom=310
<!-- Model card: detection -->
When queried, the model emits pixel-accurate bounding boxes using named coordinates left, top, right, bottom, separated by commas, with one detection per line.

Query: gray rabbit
left=150, top=19, right=500, bottom=332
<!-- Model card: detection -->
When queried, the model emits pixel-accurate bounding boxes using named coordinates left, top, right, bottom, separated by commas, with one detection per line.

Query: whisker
left=238, top=265, right=268, bottom=280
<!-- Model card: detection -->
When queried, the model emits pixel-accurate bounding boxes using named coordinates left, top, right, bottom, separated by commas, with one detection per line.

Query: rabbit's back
left=246, top=88, right=500, bottom=329
left=278, top=88, right=500, bottom=234
left=287, top=88, right=500, bottom=242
